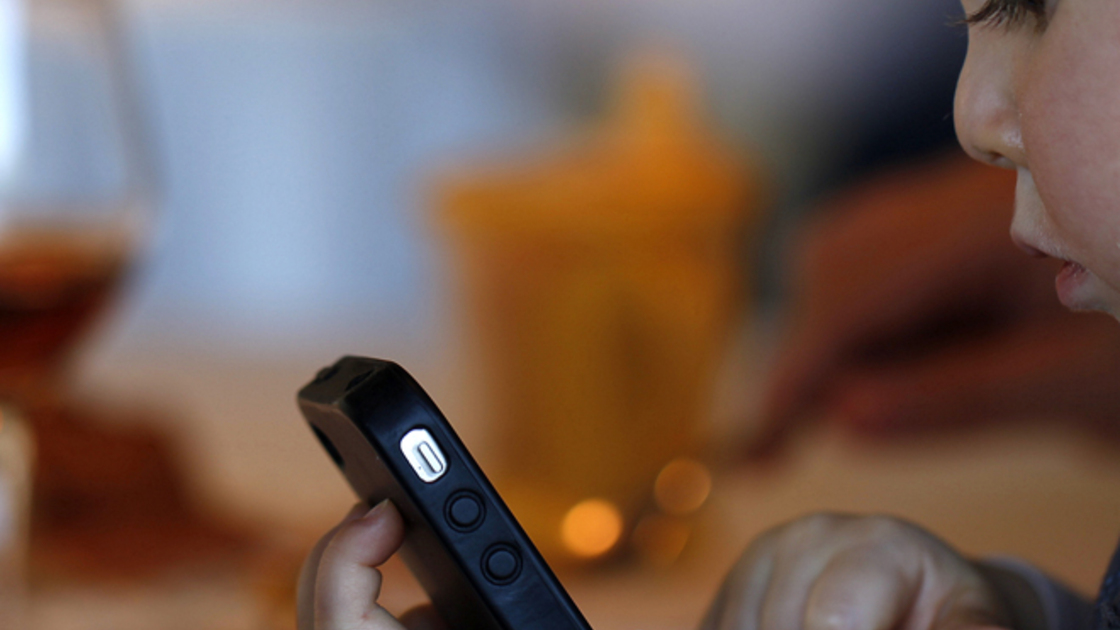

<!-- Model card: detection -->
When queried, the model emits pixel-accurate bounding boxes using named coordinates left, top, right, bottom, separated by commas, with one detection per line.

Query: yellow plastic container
left=434, top=55, right=761, bottom=565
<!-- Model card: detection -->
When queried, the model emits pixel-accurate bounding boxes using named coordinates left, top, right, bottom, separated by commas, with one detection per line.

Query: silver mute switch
left=400, top=428, right=447, bottom=483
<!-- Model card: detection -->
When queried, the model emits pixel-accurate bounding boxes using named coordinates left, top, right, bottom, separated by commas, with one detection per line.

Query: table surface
left=24, top=349, right=1120, bottom=630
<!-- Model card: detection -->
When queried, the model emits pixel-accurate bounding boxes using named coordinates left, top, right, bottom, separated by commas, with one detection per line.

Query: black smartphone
left=298, top=356, right=593, bottom=630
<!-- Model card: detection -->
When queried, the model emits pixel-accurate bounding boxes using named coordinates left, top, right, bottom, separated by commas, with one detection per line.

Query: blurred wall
left=100, top=0, right=967, bottom=358
left=75, top=0, right=969, bottom=527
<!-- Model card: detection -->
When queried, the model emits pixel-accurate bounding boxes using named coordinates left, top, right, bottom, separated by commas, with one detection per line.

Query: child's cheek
left=1019, top=6, right=1120, bottom=289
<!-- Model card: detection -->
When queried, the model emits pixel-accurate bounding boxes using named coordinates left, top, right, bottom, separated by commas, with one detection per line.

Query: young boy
left=297, top=0, right=1120, bottom=628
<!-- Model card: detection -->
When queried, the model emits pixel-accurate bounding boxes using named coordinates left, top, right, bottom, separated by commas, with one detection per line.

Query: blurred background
left=2, top=0, right=1120, bottom=628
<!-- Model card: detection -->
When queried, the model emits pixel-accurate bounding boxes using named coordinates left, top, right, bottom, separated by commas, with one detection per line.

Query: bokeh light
left=560, top=498, right=624, bottom=559
left=653, top=458, right=712, bottom=516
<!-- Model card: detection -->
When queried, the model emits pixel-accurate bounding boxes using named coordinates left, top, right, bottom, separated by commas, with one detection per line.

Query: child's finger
left=807, top=558, right=1005, bottom=630
left=699, top=530, right=780, bottom=630
left=314, top=500, right=408, bottom=629
left=298, top=503, right=370, bottom=630
left=803, top=546, right=916, bottom=630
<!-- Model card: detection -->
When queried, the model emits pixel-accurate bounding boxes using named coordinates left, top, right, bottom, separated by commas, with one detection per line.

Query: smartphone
left=298, top=356, right=593, bottom=630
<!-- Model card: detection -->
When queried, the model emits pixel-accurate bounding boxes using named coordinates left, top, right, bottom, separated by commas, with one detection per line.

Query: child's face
left=955, top=0, right=1120, bottom=316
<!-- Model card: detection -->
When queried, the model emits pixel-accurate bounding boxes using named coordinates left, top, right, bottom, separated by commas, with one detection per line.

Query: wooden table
left=26, top=350, right=1120, bottom=630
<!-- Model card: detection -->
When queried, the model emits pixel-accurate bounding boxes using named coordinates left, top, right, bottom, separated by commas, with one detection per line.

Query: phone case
left=298, top=356, right=593, bottom=630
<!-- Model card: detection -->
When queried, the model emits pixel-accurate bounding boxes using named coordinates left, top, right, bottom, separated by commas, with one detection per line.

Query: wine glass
left=0, top=0, right=153, bottom=408
left=0, top=0, right=153, bottom=617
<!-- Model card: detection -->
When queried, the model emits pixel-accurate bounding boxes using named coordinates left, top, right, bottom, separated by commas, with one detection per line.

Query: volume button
left=481, top=544, right=522, bottom=585
left=445, top=491, right=485, bottom=532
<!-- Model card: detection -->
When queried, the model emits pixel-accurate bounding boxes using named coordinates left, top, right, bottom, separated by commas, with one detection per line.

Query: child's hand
left=298, top=500, right=447, bottom=630
left=701, top=514, right=1026, bottom=630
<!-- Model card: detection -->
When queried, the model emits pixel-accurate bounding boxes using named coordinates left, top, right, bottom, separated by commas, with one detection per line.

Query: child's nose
left=954, top=39, right=1025, bottom=169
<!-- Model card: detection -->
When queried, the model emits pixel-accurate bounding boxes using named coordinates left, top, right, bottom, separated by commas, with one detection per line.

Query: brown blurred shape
left=756, top=154, right=1120, bottom=456
left=0, top=226, right=251, bottom=581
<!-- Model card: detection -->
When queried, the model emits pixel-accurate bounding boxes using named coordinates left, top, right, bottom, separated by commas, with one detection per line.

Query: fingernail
left=364, top=498, right=392, bottom=520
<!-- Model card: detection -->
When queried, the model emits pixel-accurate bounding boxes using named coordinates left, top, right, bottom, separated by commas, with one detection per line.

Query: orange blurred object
left=561, top=499, right=625, bottom=559
left=434, top=52, right=762, bottom=564
left=653, top=458, right=712, bottom=517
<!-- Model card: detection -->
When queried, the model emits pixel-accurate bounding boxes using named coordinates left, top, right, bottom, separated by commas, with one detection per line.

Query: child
left=297, top=0, right=1120, bottom=628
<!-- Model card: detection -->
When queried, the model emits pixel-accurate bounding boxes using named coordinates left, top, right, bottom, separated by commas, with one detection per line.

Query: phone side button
left=481, top=544, right=522, bottom=585
left=445, top=491, right=485, bottom=532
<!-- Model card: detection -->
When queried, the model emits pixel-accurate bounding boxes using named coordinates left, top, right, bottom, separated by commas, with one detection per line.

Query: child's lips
left=1011, top=233, right=1099, bottom=310
left=1055, top=260, right=1092, bottom=309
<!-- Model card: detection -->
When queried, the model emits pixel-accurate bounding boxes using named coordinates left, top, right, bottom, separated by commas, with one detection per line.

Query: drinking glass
left=0, top=0, right=152, bottom=409
left=0, top=0, right=152, bottom=616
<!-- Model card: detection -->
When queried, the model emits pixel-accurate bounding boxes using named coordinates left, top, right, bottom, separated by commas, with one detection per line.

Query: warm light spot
left=560, top=498, right=624, bottom=558
left=653, top=458, right=712, bottom=515
left=632, top=514, right=690, bottom=567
